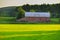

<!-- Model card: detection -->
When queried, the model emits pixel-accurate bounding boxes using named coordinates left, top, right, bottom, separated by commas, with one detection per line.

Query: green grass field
left=0, top=31, right=60, bottom=40
left=50, top=18, right=59, bottom=24
left=0, top=17, right=16, bottom=24
left=0, top=17, right=59, bottom=24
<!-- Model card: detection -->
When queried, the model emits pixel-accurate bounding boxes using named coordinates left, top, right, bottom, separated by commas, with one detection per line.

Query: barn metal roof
left=25, top=12, right=50, bottom=17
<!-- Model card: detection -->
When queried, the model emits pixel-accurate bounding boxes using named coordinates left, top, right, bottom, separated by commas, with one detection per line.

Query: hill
left=0, top=6, right=18, bottom=17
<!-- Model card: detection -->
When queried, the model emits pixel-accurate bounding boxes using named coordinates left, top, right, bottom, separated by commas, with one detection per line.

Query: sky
left=0, top=0, right=60, bottom=8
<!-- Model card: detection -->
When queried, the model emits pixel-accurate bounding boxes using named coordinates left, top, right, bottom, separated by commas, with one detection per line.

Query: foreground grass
left=0, top=31, right=60, bottom=40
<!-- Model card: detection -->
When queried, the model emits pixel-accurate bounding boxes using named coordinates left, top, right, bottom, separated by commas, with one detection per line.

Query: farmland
left=0, top=23, right=60, bottom=40
left=0, top=3, right=60, bottom=40
left=0, top=17, right=60, bottom=40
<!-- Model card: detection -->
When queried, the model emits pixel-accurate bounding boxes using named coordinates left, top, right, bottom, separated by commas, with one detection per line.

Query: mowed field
left=0, top=24, right=60, bottom=40
left=0, top=31, right=60, bottom=40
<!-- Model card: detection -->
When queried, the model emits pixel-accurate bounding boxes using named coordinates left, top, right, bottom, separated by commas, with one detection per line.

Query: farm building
left=17, top=12, right=50, bottom=22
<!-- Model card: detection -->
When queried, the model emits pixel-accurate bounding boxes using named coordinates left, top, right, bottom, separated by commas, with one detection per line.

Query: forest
left=0, top=3, right=60, bottom=18
left=17, top=3, right=60, bottom=18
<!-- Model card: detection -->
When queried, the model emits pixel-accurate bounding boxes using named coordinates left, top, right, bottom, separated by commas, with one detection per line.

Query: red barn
left=17, top=12, right=50, bottom=22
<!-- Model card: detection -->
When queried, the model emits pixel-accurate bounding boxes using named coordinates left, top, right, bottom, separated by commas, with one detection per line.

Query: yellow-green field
left=0, top=24, right=60, bottom=32
left=0, top=24, right=60, bottom=40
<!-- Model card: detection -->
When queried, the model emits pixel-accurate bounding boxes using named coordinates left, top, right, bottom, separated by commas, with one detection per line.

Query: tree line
left=16, top=3, right=60, bottom=18
left=0, top=3, right=60, bottom=18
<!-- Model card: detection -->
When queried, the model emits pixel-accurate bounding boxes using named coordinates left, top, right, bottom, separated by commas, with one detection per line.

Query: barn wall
left=19, top=17, right=50, bottom=22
